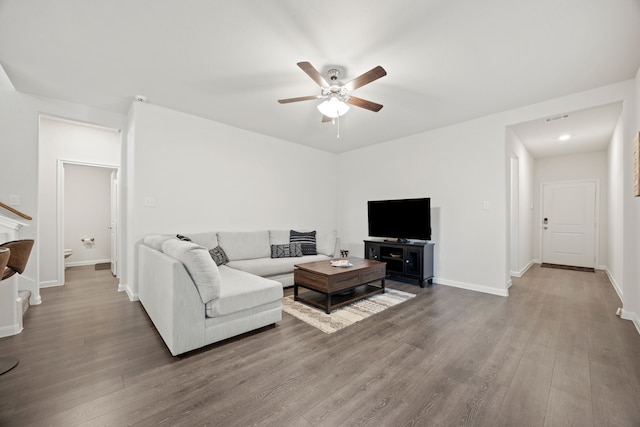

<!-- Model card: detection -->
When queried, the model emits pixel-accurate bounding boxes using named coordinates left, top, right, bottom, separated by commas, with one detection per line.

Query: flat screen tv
left=368, top=197, right=431, bottom=241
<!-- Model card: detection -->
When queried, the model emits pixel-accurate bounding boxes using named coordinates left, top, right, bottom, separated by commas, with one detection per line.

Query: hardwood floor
left=1, top=264, right=639, bottom=426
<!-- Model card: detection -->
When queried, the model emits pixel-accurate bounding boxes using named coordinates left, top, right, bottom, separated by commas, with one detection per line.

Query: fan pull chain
left=336, top=110, right=340, bottom=139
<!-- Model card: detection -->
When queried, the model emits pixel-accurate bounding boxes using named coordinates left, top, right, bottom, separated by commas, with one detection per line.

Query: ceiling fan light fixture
left=317, top=97, right=350, bottom=118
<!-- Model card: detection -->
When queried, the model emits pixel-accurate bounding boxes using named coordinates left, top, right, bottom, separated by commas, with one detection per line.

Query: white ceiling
left=1, top=0, right=639, bottom=154
left=510, top=103, right=623, bottom=159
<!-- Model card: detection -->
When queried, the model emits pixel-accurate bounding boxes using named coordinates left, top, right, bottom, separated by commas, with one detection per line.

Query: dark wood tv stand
left=364, top=240, right=434, bottom=287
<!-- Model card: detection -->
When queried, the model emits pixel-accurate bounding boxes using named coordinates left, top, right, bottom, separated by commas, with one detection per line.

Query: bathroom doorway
left=58, top=161, right=119, bottom=284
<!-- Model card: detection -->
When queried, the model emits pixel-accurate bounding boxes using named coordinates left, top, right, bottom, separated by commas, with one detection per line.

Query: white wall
left=338, top=117, right=509, bottom=296
left=624, top=66, right=640, bottom=330
left=634, top=67, right=640, bottom=325
left=507, top=128, right=535, bottom=276
left=64, top=164, right=113, bottom=267
left=533, top=151, right=609, bottom=268
left=38, top=117, right=120, bottom=287
left=122, top=102, right=338, bottom=298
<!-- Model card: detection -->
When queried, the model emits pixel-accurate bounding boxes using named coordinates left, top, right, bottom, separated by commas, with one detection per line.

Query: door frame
left=110, top=170, right=118, bottom=276
left=538, top=179, right=600, bottom=268
left=510, top=154, right=520, bottom=276
left=56, top=160, right=120, bottom=287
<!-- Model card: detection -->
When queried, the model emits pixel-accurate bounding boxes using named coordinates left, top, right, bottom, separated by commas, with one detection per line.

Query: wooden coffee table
left=293, top=258, right=386, bottom=314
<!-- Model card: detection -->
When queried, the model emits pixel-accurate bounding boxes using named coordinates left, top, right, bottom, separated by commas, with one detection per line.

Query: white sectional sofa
left=138, top=230, right=339, bottom=355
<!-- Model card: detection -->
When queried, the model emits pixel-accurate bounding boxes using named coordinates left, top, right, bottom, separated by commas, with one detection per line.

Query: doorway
left=540, top=180, right=598, bottom=268
left=58, top=161, right=119, bottom=285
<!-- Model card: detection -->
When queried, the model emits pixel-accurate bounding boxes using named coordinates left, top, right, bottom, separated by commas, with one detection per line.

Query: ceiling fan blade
left=347, top=96, right=383, bottom=112
left=344, top=66, right=387, bottom=91
left=321, top=115, right=332, bottom=123
left=297, top=62, right=329, bottom=87
left=277, top=95, right=319, bottom=104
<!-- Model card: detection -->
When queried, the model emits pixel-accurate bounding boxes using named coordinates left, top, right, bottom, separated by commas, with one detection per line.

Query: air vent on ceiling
left=545, top=114, right=569, bottom=122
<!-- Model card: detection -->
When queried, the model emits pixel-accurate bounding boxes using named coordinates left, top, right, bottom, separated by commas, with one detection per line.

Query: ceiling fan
left=278, top=61, right=387, bottom=122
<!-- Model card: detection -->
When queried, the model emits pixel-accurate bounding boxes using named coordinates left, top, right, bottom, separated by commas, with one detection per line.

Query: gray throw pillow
left=290, top=230, right=317, bottom=255
left=209, top=246, right=229, bottom=266
left=271, top=243, right=303, bottom=258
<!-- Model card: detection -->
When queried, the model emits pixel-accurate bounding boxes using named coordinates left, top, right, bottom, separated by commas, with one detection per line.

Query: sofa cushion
left=217, top=231, right=270, bottom=261
left=271, top=243, right=303, bottom=258
left=226, top=254, right=331, bottom=278
left=188, top=232, right=219, bottom=249
left=209, top=246, right=229, bottom=266
left=143, top=234, right=175, bottom=251
left=206, top=266, right=283, bottom=317
left=290, top=230, right=317, bottom=255
left=161, top=239, right=221, bottom=304
left=269, top=230, right=291, bottom=245
left=316, top=230, right=338, bottom=257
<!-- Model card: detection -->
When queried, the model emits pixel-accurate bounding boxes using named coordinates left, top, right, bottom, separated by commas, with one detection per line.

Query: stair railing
left=0, top=202, right=32, bottom=221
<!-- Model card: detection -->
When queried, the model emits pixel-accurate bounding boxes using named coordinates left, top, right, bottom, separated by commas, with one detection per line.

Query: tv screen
left=368, top=198, right=431, bottom=241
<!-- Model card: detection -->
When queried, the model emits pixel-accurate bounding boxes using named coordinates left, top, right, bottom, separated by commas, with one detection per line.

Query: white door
left=110, top=170, right=118, bottom=276
left=541, top=181, right=596, bottom=268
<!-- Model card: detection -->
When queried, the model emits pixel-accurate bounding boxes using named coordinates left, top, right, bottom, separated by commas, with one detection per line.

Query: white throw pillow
left=162, top=239, right=222, bottom=304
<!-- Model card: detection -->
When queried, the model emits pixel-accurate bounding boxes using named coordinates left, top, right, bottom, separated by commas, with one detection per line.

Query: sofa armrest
left=138, top=244, right=205, bottom=356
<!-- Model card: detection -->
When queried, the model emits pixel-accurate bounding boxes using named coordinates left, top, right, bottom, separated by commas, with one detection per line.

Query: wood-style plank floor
left=1, top=264, right=639, bottom=426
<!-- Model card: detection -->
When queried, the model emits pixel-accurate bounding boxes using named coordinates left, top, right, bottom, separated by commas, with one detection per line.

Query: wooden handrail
left=0, top=202, right=32, bottom=221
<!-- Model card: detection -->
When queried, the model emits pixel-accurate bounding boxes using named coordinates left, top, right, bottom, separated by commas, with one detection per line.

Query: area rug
left=282, top=288, right=416, bottom=334
left=541, top=263, right=595, bottom=273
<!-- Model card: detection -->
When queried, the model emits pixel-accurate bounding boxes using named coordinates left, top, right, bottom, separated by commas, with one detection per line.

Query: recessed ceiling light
left=558, top=134, right=571, bottom=141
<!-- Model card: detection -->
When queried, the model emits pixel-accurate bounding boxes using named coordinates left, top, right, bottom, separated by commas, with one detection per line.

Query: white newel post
left=0, top=215, right=31, bottom=338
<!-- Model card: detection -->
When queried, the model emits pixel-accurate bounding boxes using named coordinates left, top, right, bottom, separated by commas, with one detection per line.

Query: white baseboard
left=39, top=280, right=63, bottom=289
left=437, top=277, right=508, bottom=297
left=621, top=309, right=640, bottom=336
left=0, top=323, right=22, bottom=338
left=605, top=268, right=623, bottom=301
left=122, top=284, right=138, bottom=301
left=510, top=259, right=536, bottom=278
left=65, top=258, right=111, bottom=268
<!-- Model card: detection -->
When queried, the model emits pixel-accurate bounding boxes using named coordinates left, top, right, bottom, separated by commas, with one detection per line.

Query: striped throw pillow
left=290, top=230, right=317, bottom=255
